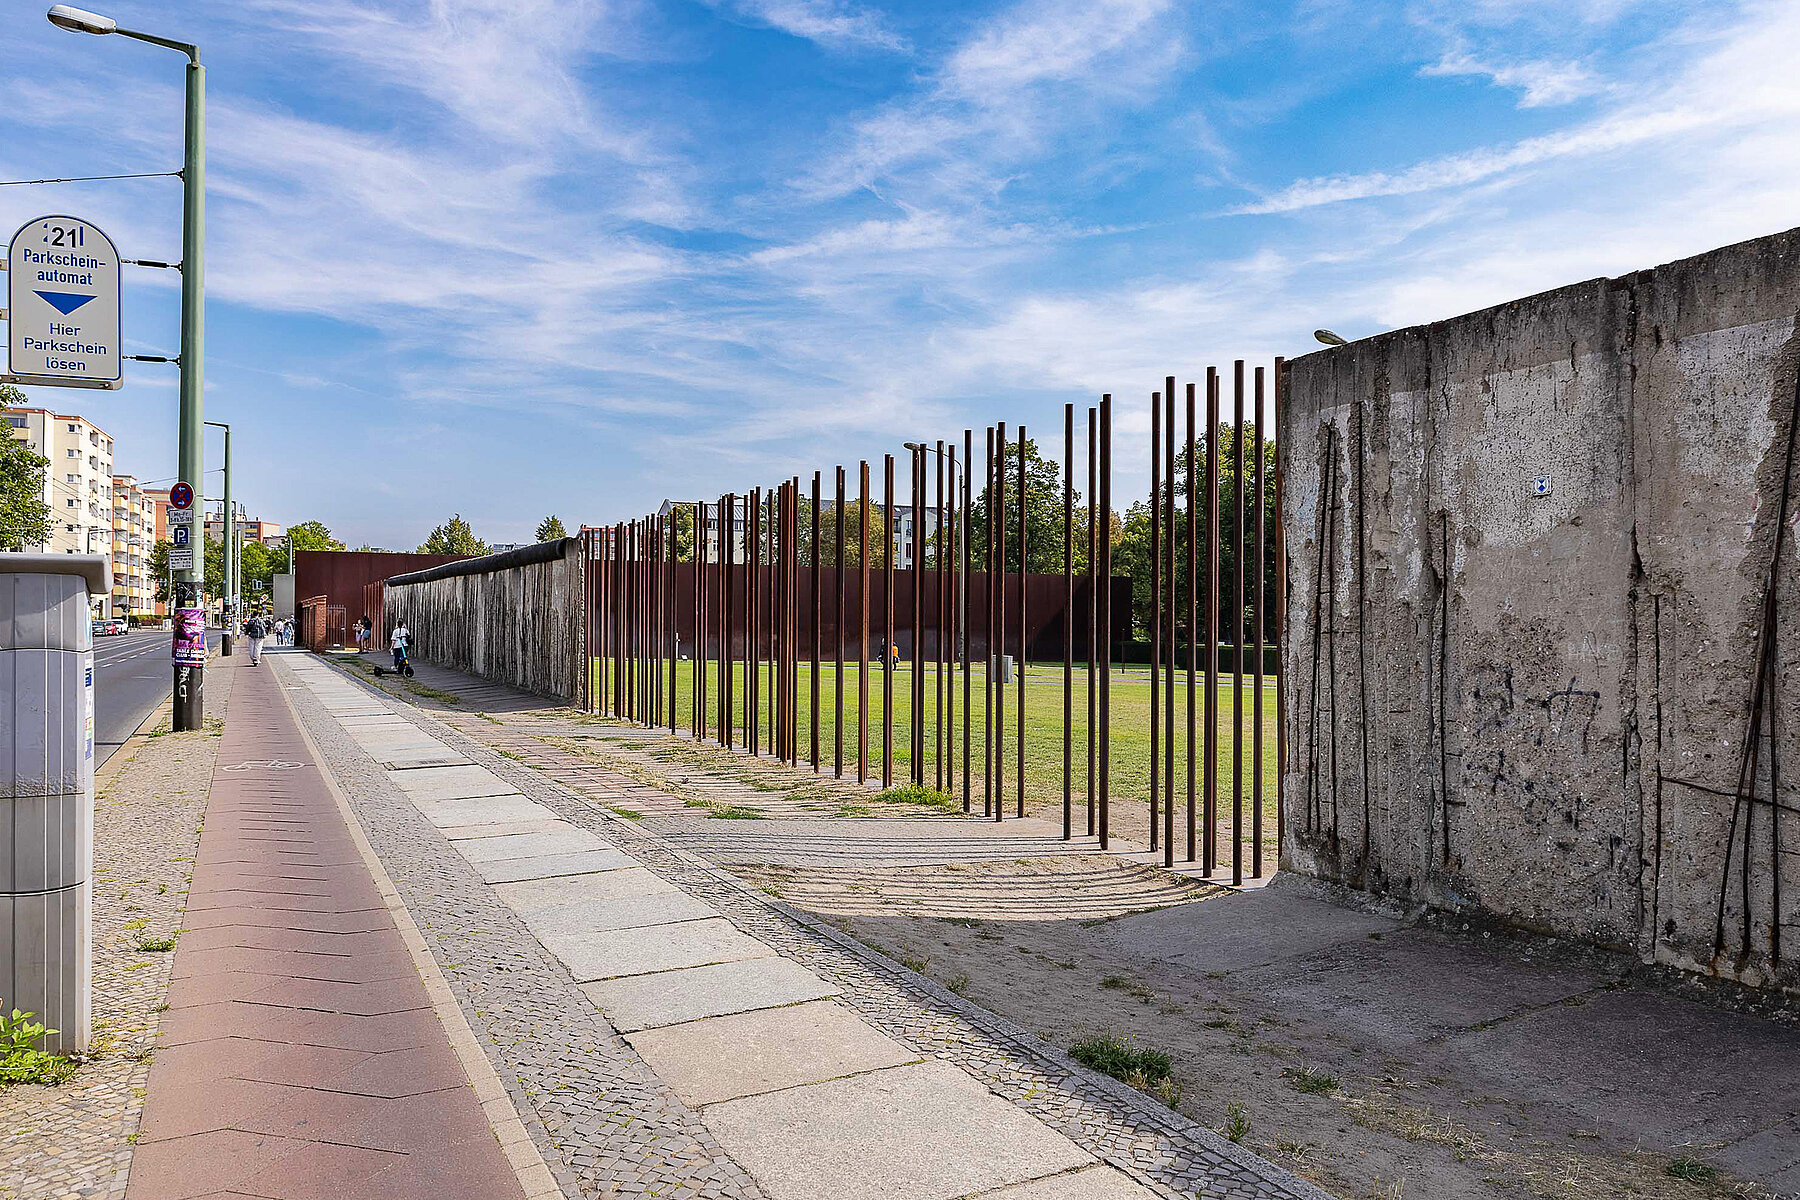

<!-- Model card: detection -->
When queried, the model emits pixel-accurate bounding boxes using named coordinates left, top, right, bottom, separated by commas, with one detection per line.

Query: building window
left=67, top=448, right=77, bottom=457
left=67, top=499, right=76, bottom=508
left=68, top=423, right=78, bottom=433
left=5, top=416, right=24, bottom=429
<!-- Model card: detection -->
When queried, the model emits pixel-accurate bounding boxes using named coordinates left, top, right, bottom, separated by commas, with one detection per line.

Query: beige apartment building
left=111, top=474, right=160, bottom=618
left=4, top=405, right=115, bottom=615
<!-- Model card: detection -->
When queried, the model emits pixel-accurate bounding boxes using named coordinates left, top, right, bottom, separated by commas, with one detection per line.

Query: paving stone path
left=126, top=657, right=538, bottom=1200
left=292, top=653, right=1333, bottom=1200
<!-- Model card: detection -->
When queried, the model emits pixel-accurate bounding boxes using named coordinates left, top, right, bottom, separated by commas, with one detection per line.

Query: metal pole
left=984, top=427, right=995, bottom=817
left=1233, top=361, right=1247, bottom=886
left=1164, top=381, right=1176, bottom=867
left=1187, top=383, right=1198, bottom=862
left=994, top=422, right=1006, bottom=822
left=1087, top=405, right=1097, bottom=836
left=835, top=470, right=845, bottom=777
left=961, top=431, right=973, bottom=815
left=173, top=45, right=206, bottom=730
left=1206, top=369, right=1222, bottom=874
left=884, top=454, right=895, bottom=787
left=749, top=488, right=760, bottom=756
left=812, top=473, right=821, bottom=770
left=1150, top=396, right=1162, bottom=851
left=1254, top=366, right=1267, bottom=878
left=1099, top=396, right=1112, bottom=848
left=859, top=461, right=871, bottom=785
left=723, top=497, right=735, bottom=748
left=936, top=440, right=946, bottom=792
left=1275, top=359, right=1288, bottom=866
left=219, top=426, right=232, bottom=652
left=696, top=501, right=706, bottom=740
left=1016, top=424, right=1026, bottom=820
left=912, top=448, right=924, bottom=786
left=1063, top=404, right=1073, bottom=840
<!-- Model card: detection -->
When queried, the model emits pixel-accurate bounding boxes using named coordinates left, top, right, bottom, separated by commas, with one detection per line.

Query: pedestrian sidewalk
left=276, top=649, right=1332, bottom=1200
left=127, top=653, right=547, bottom=1200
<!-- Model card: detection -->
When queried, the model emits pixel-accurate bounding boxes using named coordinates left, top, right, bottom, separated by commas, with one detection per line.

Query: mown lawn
left=592, top=656, right=1281, bottom=856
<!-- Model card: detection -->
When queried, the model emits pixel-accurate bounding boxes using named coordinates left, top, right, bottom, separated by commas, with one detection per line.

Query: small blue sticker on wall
left=1532, top=476, right=1552, bottom=497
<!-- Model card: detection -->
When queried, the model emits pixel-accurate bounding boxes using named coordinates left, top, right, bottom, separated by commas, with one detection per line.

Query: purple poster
left=172, top=607, right=207, bottom=665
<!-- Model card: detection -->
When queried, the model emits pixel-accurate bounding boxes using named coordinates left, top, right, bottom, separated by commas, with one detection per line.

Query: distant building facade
left=5, top=405, right=115, bottom=614
left=110, top=474, right=158, bottom=618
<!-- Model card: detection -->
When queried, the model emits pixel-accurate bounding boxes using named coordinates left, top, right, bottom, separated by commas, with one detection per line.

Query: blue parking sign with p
left=173, top=526, right=189, bottom=546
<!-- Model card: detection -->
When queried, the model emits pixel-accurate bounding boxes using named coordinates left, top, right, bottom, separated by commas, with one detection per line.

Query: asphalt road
left=92, top=628, right=217, bottom=766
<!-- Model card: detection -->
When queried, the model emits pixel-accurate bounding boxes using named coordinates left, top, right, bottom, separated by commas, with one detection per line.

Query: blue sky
left=5, top=0, right=1797, bottom=548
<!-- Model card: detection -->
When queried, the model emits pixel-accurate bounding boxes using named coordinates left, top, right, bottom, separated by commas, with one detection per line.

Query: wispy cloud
left=1421, top=51, right=1603, bottom=107
left=708, top=0, right=908, bottom=52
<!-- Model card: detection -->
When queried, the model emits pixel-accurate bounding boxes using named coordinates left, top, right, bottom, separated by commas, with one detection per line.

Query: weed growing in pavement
left=1283, top=1066, right=1340, bottom=1095
left=947, top=973, right=971, bottom=996
left=1222, top=1100, right=1251, bottom=1143
left=899, top=951, right=930, bottom=974
left=1069, top=1034, right=1183, bottom=1108
left=1664, top=1156, right=1717, bottom=1182
left=0, top=1004, right=76, bottom=1087
left=134, top=932, right=178, bottom=953
left=474, top=711, right=503, bottom=724
left=708, top=805, right=767, bottom=820
left=403, top=681, right=461, bottom=704
left=875, top=783, right=960, bottom=812
left=609, top=806, right=645, bottom=819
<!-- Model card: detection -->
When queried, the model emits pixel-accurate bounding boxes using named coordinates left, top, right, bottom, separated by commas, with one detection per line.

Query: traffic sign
left=171, top=524, right=190, bottom=547
left=169, top=482, right=194, bottom=509
left=4, top=215, right=122, bottom=390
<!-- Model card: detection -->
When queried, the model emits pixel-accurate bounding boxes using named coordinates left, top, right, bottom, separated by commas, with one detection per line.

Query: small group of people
left=238, top=613, right=292, bottom=666
left=353, top=614, right=412, bottom=673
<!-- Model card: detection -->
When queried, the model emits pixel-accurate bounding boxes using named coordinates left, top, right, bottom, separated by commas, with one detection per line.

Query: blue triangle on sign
left=34, top=291, right=96, bottom=315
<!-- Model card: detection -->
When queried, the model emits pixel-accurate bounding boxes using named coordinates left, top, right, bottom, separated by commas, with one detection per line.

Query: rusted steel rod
left=962, top=429, right=973, bottom=815
left=1063, top=403, right=1074, bottom=840
left=1087, top=406, right=1098, bottom=836
left=1252, top=369, right=1267, bottom=876
left=995, top=422, right=1007, bottom=822
left=1274, top=358, right=1288, bottom=864
left=694, top=503, right=705, bottom=740
left=985, top=426, right=996, bottom=818
left=912, top=446, right=925, bottom=787
left=811, top=472, right=821, bottom=771
left=1234, top=360, right=1247, bottom=886
left=750, top=487, right=762, bottom=756
left=936, top=439, right=947, bottom=793
left=1150, top=394, right=1162, bottom=851
left=722, top=497, right=735, bottom=748
left=1187, top=382, right=1198, bottom=862
left=859, top=460, right=871, bottom=785
left=1016, top=422, right=1026, bottom=820
left=1099, top=396, right=1112, bottom=848
left=669, top=515, right=678, bottom=735
left=1205, top=371, right=1221, bottom=874
left=834, top=470, right=845, bottom=776
left=945, top=442, right=956, bottom=798
left=884, top=454, right=896, bottom=787
left=1164, top=381, right=1176, bottom=868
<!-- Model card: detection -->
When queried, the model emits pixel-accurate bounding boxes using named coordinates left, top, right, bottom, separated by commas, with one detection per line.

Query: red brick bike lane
left=126, top=658, right=527, bottom=1200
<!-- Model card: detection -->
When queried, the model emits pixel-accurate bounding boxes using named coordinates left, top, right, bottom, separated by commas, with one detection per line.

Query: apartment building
left=4, top=405, right=115, bottom=614
left=111, top=474, right=160, bottom=618
left=203, top=515, right=286, bottom=547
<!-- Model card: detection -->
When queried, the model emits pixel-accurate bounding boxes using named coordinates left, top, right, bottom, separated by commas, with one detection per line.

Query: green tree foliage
left=240, top=539, right=281, bottom=602
left=1111, top=425, right=1278, bottom=644
left=419, top=513, right=487, bottom=556
left=148, top=539, right=171, bottom=606
left=286, top=520, right=343, bottom=553
left=0, top=384, right=52, bottom=551
left=962, top=434, right=1087, bottom=574
left=534, top=514, right=568, bottom=542
left=796, top=496, right=890, bottom=568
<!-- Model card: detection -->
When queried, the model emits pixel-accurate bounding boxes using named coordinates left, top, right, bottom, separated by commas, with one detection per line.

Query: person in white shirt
left=391, top=620, right=410, bottom=671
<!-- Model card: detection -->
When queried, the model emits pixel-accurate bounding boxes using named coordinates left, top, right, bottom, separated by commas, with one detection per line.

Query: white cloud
left=709, top=0, right=908, bottom=52
left=1421, top=51, right=1603, bottom=107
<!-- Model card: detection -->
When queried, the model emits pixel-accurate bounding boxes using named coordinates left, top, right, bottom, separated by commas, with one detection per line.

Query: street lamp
left=52, top=5, right=207, bottom=729
left=205, top=420, right=234, bottom=651
left=1314, top=329, right=1348, bottom=346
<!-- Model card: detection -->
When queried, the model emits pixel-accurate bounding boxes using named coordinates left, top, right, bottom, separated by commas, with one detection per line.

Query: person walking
left=391, top=619, right=410, bottom=673
left=245, top=613, right=268, bottom=666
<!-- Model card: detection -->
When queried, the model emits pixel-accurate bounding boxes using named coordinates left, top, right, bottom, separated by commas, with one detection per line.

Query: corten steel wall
left=639, top=564, right=1129, bottom=660
left=293, top=550, right=467, bottom=636
left=1281, top=227, right=1800, bottom=988
left=384, top=539, right=586, bottom=702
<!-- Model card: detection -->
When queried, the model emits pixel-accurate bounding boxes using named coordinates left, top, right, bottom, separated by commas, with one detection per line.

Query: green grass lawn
left=592, top=655, right=1280, bottom=853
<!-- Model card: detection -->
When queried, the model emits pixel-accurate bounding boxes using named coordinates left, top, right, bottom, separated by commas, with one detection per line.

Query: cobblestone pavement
left=303, top=656, right=1332, bottom=1200
left=0, top=670, right=235, bottom=1200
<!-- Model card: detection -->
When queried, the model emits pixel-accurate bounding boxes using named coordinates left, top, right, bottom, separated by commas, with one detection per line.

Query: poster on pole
left=172, top=607, right=206, bottom=665
left=4, top=215, right=123, bottom=390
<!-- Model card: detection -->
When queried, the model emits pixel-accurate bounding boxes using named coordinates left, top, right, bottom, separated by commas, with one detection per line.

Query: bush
left=0, top=1004, right=76, bottom=1087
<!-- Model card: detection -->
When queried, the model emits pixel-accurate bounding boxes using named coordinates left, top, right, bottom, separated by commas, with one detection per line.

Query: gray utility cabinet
left=1, top=554, right=107, bottom=1052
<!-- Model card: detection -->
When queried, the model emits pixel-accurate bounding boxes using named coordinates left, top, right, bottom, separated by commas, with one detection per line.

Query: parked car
left=91, top=619, right=125, bottom=637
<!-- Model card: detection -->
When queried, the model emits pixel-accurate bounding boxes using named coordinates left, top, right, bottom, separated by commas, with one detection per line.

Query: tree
left=0, top=384, right=52, bottom=551
left=1110, top=425, right=1278, bottom=643
left=149, top=539, right=171, bottom=606
left=534, top=515, right=567, bottom=542
left=286, top=520, right=343, bottom=553
left=419, top=513, right=487, bottom=556
left=797, top=496, right=890, bottom=568
left=961, top=434, right=1085, bottom=575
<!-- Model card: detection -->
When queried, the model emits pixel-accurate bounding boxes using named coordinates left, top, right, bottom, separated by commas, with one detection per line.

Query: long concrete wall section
left=1280, top=227, right=1800, bottom=989
left=383, top=539, right=586, bottom=703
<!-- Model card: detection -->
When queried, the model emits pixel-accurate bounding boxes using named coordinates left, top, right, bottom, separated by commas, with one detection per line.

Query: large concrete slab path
left=126, top=656, right=546, bottom=1200
left=274, top=651, right=1332, bottom=1200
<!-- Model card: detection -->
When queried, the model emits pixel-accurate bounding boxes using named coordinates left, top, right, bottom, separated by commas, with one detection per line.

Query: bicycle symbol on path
left=223, top=759, right=306, bottom=772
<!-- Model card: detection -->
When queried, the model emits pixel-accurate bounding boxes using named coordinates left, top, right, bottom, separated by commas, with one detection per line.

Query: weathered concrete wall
left=384, top=540, right=586, bottom=703
left=1281, top=227, right=1800, bottom=988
